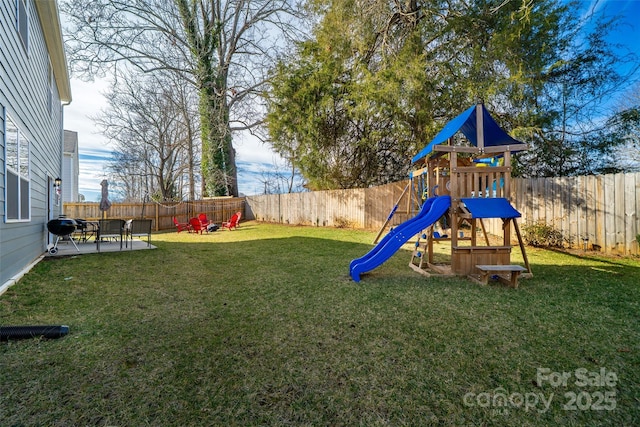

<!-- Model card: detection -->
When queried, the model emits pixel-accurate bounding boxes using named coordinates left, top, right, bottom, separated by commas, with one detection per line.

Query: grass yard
left=1, top=221, right=638, bottom=426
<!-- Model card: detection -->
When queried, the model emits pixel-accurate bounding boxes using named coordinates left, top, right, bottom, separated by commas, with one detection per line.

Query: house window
left=5, top=115, right=31, bottom=221
left=16, top=0, right=29, bottom=51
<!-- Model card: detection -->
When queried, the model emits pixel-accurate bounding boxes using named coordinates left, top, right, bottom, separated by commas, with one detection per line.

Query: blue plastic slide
left=350, top=195, right=451, bottom=282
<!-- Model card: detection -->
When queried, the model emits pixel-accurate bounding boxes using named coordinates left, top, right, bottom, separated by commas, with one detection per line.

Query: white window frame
left=4, top=113, right=31, bottom=222
left=16, top=0, right=29, bottom=52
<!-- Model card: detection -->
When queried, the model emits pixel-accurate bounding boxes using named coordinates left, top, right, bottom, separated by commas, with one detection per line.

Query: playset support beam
left=406, top=102, right=531, bottom=286
left=373, top=181, right=410, bottom=244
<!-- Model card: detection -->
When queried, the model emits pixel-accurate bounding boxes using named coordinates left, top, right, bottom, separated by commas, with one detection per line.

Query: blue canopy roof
left=411, top=104, right=524, bottom=163
left=460, top=197, right=521, bottom=219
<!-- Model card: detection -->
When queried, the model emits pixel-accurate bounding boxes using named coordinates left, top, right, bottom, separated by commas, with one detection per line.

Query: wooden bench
left=474, top=264, right=528, bottom=288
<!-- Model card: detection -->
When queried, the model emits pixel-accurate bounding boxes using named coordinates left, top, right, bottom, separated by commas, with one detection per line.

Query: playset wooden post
left=409, top=103, right=532, bottom=287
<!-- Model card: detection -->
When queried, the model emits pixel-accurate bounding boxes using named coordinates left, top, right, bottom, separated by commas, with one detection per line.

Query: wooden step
left=472, top=264, right=528, bottom=288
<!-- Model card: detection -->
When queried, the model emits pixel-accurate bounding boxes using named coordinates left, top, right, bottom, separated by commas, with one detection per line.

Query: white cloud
left=65, top=78, right=114, bottom=202
left=65, top=79, right=112, bottom=151
left=234, top=130, right=284, bottom=165
left=78, top=149, right=112, bottom=202
left=64, top=77, right=287, bottom=198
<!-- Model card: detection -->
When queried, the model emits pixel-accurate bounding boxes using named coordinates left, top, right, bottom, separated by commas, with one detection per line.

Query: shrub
left=522, top=221, right=567, bottom=248
left=333, top=216, right=352, bottom=228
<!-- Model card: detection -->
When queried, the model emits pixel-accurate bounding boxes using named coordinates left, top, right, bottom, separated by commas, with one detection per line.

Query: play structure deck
left=350, top=102, right=532, bottom=285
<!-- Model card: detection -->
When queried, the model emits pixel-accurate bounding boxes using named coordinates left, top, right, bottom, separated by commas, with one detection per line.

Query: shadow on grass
left=545, top=246, right=640, bottom=266
left=37, top=229, right=640, bottom=295
left=1, top=227, right=639, bottom=426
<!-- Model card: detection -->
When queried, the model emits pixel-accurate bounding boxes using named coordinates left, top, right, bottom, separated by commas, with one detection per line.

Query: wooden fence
left=245, top=182, right=417, bottom=229
left=245, top=172, right=640, bottom=256
left=507, top=172, right=640, bottom=255
left=64, top=173, right=639, bottom=255
left=63, top=197, right=245, bottom=231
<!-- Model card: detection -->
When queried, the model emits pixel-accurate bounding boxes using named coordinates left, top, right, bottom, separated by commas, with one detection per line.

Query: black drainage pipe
left=0, top=325, right=69, bottom=341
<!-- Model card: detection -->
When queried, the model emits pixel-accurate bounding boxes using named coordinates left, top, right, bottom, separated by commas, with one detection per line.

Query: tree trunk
left=199, top=81, right=238, bottom=197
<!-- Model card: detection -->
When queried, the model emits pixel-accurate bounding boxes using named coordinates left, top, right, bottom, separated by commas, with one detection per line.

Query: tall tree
left=610, top=82, right=640, bottom=171
left=62, top=0, right=304, bottom=196
left=511, top=5, right=634, bottom=177
left=267, top=0, right=431, bottom=189
left=267, top=0, right=636, bottom=188
left=97, top=71, right=197, bottom=201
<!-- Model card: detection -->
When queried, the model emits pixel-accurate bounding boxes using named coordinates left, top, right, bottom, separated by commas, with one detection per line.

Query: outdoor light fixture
left=54, top=177, right=62, bottom=207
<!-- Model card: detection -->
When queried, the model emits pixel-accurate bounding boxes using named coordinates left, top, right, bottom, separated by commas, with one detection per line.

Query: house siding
left=1, top=0, right=66, bottom=290
left=0, top=110, right=4, bottom=219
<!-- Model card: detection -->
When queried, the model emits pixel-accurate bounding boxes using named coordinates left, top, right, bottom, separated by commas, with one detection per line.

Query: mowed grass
left=1, top=221, right=638, bottom=426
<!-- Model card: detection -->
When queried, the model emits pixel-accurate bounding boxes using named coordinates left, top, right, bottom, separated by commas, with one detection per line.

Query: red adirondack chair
left=173, top=217, right=191, bottom=233
left=189, top=217, right=207, bottom=234
left=222, top=211, right=241, bottom=230
left=198, top=213, right=211, bottom=228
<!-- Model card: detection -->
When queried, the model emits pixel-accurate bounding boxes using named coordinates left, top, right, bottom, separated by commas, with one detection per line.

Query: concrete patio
left=45, top=237, right=156, bottom=257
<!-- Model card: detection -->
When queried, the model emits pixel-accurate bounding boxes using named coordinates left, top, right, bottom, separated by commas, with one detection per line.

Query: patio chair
left=127, top=219, right=153, bottom=249
left=173, top=217, right=191, bottom=233
left=73, top=218, right=97, bottom=242
left=198, top=213, right=211, bottom=228
left=221, top=211, right=241, bottom=230
left=73, top=218, right=87, bottom=242
left=189, top=217, right=207, bottom=234
left=124, top=219, right=133, bottom=248
left=97, top=219, right=125, bottom=252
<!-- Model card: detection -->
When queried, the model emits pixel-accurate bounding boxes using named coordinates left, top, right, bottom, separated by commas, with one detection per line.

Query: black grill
left=47, top=217, right=79, bottom=254
left=47, top=218, right=77, bottom=236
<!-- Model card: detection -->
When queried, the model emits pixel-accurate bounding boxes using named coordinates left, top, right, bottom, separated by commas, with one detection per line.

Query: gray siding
left=0, top=110, right=4, bottom=221
left=1, top=0, right=65, bottom=288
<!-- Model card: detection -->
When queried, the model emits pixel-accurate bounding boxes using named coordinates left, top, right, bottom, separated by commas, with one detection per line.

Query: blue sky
left=580, top=0, right=640, bottom=75
left=63, top=0, right=640, bottom=202
left=65, top=78, right=288, bottom=202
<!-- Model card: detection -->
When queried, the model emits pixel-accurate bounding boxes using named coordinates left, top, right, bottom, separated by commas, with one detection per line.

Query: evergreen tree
left=267, top=0, right=636, bottom=188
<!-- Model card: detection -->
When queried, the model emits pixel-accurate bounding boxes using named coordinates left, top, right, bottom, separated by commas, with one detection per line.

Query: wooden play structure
left=407, top=103, right=532, bottom=287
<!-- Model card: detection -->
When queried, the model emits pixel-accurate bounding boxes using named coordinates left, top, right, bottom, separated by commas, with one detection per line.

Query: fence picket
left=66, top=173, right=640, bottom=255
left=245, top=172, right=639, bottom=255
left=63, top=198, right=246, bottom=231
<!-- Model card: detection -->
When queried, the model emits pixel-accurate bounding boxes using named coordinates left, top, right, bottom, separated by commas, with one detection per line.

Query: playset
left=350, top=103, right=532, bottom=286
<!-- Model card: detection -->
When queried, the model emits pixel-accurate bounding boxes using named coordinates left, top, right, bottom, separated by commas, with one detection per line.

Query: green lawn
left=1, top=222, right=638, bottom=426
